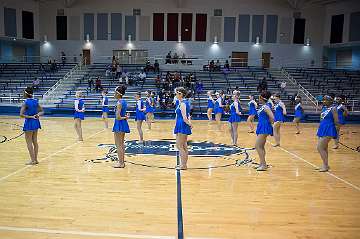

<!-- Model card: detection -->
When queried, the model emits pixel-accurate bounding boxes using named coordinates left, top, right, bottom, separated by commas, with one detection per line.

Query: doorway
left=231, top=52, right=248, bottom=67
left=262, top=52, right=271, bottom=68
left=82, top=49, right=91, bottom=65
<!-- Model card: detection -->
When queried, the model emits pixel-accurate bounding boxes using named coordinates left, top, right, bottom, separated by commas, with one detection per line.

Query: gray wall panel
left=279, top=17, right=292, bottom=44
left=97, top=13, right=108, bottom=40
left=125, top=15, right=136, bottom=40
left=349, top=12, right=360, bottom=42
left=224, top=17, right=236, bottom=42
left=111, top=13, right=122, bottom=40
left=69, top=16, right=80, bottom=40
left=139, top=16, right=150, bottom=41
left=84, top=13, right=94, bottom=40
left=210, top=16, right=222, bottom=42
left=4, top=7, right=17, bottom=37
left=238, top=15, right=250, bottom=42
left=266, top=15, right=278, bottom=43
left=252, top=15, right=264, bottom=43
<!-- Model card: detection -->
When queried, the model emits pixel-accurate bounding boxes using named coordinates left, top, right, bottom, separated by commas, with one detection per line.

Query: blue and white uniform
left=337, top=104, right=346, bottom=125
left=317, top=106, right=337, bottom=138
left=207, top=96, right=214, bottom=109
left=214, top=96, right=224, bottom=114
left=266, top=99, right=274, bottom=111
left=248, top=100, right=257, bottom=116
left=135, top=99, right=146, bottom=121
left=23, top=98, right=41, bottom=131
left=274, top=101, right=286, bottom=122
left=113, top=99, right=130, bottom=133
left=228, top=101, right=242, bottom=123
left=74, top=98, right=85, bottom=120
left=174, top=100, right=192, bottom=135
left=256, top=105, right=273, bottom=136
left=145, top=97, right=155, bottom=113
left=294, top=103, right=304, bottom=119
left=102, top=96, right=109, bottom=113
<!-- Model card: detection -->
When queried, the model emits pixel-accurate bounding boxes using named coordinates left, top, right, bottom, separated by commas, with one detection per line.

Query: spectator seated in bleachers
left=155, top=74, right=161, bottom=88
left=95, top=77, right=103, bottom=92
left=165, top=51, right=172, bottom=64
left=154, top=60, right=160, bottom=73
left=137, top=71, right=146, bottom=86
left=144, top=60, right=154, bottom=73
left=88, top=77, right=94, bottom=92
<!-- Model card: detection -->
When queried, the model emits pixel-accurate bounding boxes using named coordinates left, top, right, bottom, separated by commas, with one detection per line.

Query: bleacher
left=54, top=64, right=286, bottom=117
left=0, top=63, right=77, bottom=103
left=285, top=67, right=360, bottom=101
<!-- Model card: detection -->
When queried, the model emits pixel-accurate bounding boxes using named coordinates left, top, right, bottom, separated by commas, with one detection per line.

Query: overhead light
left=305, top=38, right=310, bottom=46
left=214, top=36, right=218, bottom=44
left=13, top=37, right=16, bottom=41
left=178, top=35, right=182, bottom=43
left=44, top=35, right=48, bottom=43
left=255, top=36, right=260, bottom=45
left=86, top=34, right=90, bottom=43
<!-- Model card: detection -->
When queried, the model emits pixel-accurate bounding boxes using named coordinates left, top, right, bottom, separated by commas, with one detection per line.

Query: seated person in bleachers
left=111, top=63, right=117, bottom=80
left=155, top=75, right=161, bottom=88
left=215, top=60, right=221, bottom=71
left=224, top=60, right=230, bottom=70
left=209, top=60, right=215, bottom=72
left=138, top=71, right=146, bottom=86
left=172, top=52, right=179, bottom=64
left=116, top=64, right=122, bottom=79
left=181, top=53, right=186, bottom=65
left=95, top=77, right=103, bottom=92
left=88, top=77, right=94, bottom=92
left=165, top=51, right=172, bottom=64
left=154, top=60, right=160, bottom=73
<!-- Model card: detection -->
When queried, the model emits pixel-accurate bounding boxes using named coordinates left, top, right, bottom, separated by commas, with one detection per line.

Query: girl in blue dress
left=135, top=92, right=146, bottom=144
left=316, top=95, right=338, bottom=172
left=113, top=85, right=130, bottom=168
left=101, top=90, right=109, bottom=129
left=214, top=91, right=224, bottom=129
left=74, top=91, right=85, bottom=141
left=174, top=87, right=192, bottom=170
left=206, top=91, right=215, bottom=121
left=293, top=95, right=304, bottom=134
left=247, top=95, right=258, bottom=133
left=20, top=87, right=44, bottom=165
left=255, top=91, right=274, bottom=171
left=333, top=95, right=349, bottom=149
left=145, top=91, right=155, bottom=130
left=273, top=94, right=287, bottom=147
left=228, top=91, right=242, bottom=146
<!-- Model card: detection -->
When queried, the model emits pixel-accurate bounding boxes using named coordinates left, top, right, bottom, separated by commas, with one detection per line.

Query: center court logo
left=87, top=140, right=256, bottom=169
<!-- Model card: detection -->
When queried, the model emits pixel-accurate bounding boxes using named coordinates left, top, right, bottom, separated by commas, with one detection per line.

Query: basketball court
left=0, top=116, right=359, bottom=239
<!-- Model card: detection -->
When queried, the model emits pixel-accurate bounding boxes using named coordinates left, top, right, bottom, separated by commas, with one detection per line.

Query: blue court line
left=176, top=152, right=184, bottom=239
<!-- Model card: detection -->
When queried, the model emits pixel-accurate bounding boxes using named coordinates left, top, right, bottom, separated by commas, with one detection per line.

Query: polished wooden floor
left=0, top=116, right=359, bottom=239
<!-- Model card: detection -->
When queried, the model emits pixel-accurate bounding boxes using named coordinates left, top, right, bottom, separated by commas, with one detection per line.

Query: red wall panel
left=167, top=13, right=178, bottom=41
left=153, top=13, right=164, bottom=41
left=181, top=13, right=192, bottom=41
left=196, top=14, right=207, bottom=41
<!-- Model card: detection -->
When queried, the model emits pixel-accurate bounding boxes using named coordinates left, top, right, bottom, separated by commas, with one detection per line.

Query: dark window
left=293, top=18, right=305, bottom=44
left=56, top=16, right=67, bottom=40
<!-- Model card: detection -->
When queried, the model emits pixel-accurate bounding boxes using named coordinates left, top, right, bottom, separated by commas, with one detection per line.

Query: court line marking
left=176, top=152, right=184, bottom=239
left=277, top=145, right=360, bottom=192
left=0, top=226, right=175, bottom=239
left=0, top=129, right=105, bottom=183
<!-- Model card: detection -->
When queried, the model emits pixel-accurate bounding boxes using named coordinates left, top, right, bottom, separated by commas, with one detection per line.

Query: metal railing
left=42, top=58, right=85, bottom=103
left=281, top=68, right=319, bottom=111
left=348, top=99, right=360, bottom=112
